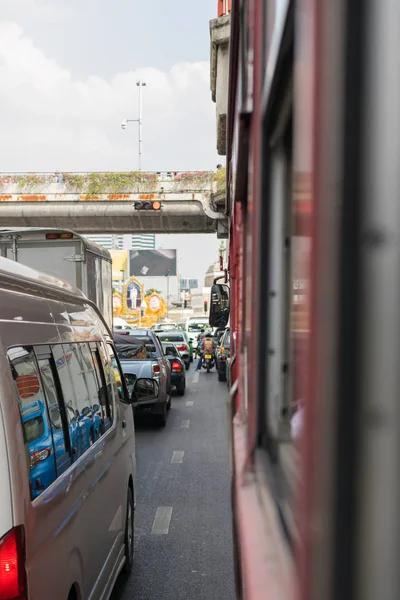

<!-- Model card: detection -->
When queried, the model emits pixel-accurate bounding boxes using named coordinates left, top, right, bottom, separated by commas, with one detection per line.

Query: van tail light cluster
left=176, top=344, right=188, bottom=353
left=0, top=526, right=27, bottom=600
left=45, top=232, right=73, bottom=240
left=152, top=364, right=161, bottom=378
left=30, top=447, right=51, bottom=468
left=171, top=361, right=183, bottom=373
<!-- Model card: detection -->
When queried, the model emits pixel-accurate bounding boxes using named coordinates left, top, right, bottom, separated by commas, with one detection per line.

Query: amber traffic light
left=133, top=200, right=161, bottom=211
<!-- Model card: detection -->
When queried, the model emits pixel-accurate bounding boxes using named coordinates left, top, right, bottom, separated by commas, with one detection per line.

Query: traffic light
left=204, top=300, right=208, bottom=314
left=133, top=200, right=161, bottom=211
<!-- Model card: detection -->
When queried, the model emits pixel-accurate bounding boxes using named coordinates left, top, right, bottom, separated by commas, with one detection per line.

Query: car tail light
left=177, top=344, right=187, bottom=352
left=171, top=361, right=182, bottom=373
left=30, top=447, right=51, bottom=468
left=152, top=364, right=161, bottom=377
left=0, top=526, right=27, bottom=600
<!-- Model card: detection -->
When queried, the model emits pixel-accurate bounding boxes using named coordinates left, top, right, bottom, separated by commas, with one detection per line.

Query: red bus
left=209, top=1, right=400, bottom=599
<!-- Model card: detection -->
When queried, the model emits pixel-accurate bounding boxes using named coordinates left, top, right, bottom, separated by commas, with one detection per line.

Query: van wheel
left=123, top=487, right=134, bottom=574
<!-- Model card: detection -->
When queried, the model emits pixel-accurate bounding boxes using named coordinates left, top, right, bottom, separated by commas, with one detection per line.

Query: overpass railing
left=0, top=170, right=223, bottom=195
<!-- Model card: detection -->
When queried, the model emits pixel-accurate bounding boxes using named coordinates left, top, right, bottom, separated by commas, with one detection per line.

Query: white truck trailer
left=0, top=228, right=113, bottom=328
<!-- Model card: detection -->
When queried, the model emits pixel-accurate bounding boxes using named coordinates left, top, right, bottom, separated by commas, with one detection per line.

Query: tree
left=145, top=288, right=162, bottom=297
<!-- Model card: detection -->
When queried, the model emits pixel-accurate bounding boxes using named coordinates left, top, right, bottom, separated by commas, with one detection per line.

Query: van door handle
left=121, top=420, right=127, bottom=429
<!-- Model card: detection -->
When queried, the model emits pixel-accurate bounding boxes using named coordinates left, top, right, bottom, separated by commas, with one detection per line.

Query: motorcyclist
left=195, top=329, right=215, bottom=371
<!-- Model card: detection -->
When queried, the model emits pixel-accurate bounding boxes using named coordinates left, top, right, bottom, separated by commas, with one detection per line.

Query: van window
left=52, top=343, right=113, bottom=450
left=37, top=356, right=72, bottom=479
left=96, top=343, right=115, bottom=426
left=7, top=347, right=60, bottom=500
left=104, top=343, right=125, bottom=403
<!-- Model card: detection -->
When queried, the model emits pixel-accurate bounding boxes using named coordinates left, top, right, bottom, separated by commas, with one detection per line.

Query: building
left=204, top=262, right=225, bottom=287
left=85, top=234, right=155, bottom=251
left=210, top=1, right=231, bottom=155
left=190, top=287, right=211, bottom=316
left=180, top=278, right=199, bottom=291
left=124, top=234, right=155, bottom=249
left=84, top=234, right=123, bottom=250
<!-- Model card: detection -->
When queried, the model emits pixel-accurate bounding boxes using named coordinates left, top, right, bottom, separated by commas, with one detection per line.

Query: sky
left=0, top=0, right=222, bottom=282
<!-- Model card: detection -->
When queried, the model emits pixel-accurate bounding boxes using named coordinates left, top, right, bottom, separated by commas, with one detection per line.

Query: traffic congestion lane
left=111, top=370, right=235, bottom=600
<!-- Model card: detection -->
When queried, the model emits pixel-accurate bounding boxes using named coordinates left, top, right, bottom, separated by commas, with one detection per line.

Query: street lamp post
left=139, top=299, right=147, bottom=327
left=165, top=269, right=171, bottom=317
left=121, top=80, right=146, bottom=171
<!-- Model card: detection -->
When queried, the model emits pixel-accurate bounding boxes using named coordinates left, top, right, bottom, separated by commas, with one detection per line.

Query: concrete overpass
left=0, top=171, right=228, bottom=238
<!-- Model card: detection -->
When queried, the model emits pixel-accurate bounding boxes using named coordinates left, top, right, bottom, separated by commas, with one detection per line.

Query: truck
left=0, top=228, right=112, bottom=327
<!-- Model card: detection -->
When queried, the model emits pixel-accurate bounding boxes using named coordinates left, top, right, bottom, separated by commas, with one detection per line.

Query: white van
left=0, top=258, right=155, bottom=600
left=177, top=316, right=210, bottom=349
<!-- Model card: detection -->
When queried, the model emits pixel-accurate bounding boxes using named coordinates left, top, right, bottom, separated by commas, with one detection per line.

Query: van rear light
left=46, top=232, right=73, bottom=240
left=171, top=361, right=182, bottom=373
left=0, top=526, right=27, bottom=600
left=152, top=364, right=161, bottom=377
left=30, top=447, right=51, bottom=468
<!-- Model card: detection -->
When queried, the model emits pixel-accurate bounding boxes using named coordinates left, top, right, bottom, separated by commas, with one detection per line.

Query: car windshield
left=188, top=323, right=208, bottom=332
left=158, top=334, right=184, bottom=342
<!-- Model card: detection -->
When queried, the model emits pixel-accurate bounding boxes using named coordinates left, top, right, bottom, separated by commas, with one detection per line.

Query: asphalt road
left=111, top=365, right=235, bottom=600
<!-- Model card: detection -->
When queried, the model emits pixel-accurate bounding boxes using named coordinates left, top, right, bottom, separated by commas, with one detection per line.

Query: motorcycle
left=202, top=352, right=215, bottom=373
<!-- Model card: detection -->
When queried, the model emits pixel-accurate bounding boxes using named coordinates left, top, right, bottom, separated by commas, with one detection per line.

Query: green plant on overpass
left=213, top=166, right=226, bottom=192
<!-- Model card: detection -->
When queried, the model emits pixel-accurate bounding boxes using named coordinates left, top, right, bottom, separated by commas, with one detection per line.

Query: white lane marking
left=151, top=507, right=173, bottom=534
left=181, top=420, right=190, bottom=428
left=171, top=451, right=184, bottom=463
left=192, top=371, right=199, bottom=384
left=186, top=401, right=194, bottom=407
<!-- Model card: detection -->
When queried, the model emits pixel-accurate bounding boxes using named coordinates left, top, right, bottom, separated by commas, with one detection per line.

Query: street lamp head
left=136, top=80, right=146, bottom=87
left=121, top=120, right=127, bottom=130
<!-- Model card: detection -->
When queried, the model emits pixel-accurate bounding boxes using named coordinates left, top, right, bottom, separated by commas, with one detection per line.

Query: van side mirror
left=131, top=378, right=159, bottom=403
left=209, top=283, right=230, bottom=328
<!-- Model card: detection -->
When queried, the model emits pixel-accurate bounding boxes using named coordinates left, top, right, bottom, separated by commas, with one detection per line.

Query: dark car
left=114, top=332, right=171, bottom=426
left=214, top=327, right=226, bottom=346
left=215, top=328, right=231, bottom=382
left=156, top=330, right=191, bottom=370
left=161, top=343, right=186, bottom=396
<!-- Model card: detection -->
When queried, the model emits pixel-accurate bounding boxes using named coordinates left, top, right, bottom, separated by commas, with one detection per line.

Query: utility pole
left=165, top=269, right=171, bottom=317
left=121, top=80, right=146, bottom=171
left=137, top=80, right=145, bottom=171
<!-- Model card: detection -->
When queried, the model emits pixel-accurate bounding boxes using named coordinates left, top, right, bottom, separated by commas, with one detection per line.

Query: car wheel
left=122, top=487, right=134, bottom=574
left=185, top=361, right=190, bottom=371
left=157, top=402, right=167, bottom=426
left=218, top=372, right=227, bottom=382
left=177, top=384, right=186, bottom=396
left=167, top=394, right=172, bottom=410
left=190, top=356, right=193, bottom=363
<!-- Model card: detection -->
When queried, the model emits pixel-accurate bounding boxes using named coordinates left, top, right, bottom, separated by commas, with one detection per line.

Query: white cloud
left=0, top=22, right=219, bottom=172
left=2, top=0, right=73, bottom=22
